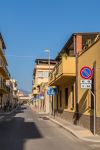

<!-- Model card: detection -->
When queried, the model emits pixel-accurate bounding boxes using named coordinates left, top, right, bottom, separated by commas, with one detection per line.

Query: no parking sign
left=80, top=66, right=92, bottom=89
left=80, top=66, right=96, bottom=135
left=80, top=66, right=92, bottom=79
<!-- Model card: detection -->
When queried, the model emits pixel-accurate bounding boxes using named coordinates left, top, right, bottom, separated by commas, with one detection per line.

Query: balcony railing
left=0, top=48, right=5, bottom=56
left=0, top=48, right=7, bottom=64
left=13, top=87, right=17, bottom=91
left=49, top=56, right=76, bottom=83
left=0, top=61, right=10, bottom=79
left=0, top=81, right=10, bottom=93
left=4, top=66, right=10, bottom=79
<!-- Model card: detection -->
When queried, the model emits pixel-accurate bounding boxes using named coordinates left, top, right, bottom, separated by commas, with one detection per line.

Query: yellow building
left=49, top=32, right=100, bottom=134
left=0, top=33, right=10, bottom=110
left=32, top=59, right=56, bottom=112
left=78, top=36, right=100, bottom=134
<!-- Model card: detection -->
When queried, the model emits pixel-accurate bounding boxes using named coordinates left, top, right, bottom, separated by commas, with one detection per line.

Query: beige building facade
left=10, top=79, right=18, bottom=107
left=0, top=33, right=11, bottom=110
left=32, top=59, right=56, bottom=113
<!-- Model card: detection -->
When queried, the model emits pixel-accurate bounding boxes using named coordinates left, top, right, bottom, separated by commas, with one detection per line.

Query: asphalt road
left=0, top=105, right=100, bottom=150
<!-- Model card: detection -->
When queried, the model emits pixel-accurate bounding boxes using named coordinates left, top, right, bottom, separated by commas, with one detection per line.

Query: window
left=38, top=71, right=43, bottom=78
left=43, top=71, right=49, bottom=77
left=38, top=71, right=49, bottom=78
left=65, top=88, right=68, bottom=108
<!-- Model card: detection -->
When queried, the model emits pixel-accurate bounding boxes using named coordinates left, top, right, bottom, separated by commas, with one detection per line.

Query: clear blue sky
left=0, top=0, right=100, bottom=92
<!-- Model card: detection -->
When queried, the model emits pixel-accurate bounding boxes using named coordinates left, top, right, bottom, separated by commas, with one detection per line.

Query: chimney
left=75, top=35, right=82, bottom=54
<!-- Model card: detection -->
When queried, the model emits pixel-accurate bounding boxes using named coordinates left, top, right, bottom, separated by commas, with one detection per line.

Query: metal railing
left=49, top=60, right=62, bottom=81
left=4, top=66, right=10, bottom=78
left=0, top=48, right=5, bottom=56
left=0, top=61, right=10, bottom=78
left=0, top=81, right=10, bottom=92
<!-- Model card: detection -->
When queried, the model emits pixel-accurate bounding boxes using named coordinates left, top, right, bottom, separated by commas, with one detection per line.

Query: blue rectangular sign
left=47, top=87, right=58, bottom=96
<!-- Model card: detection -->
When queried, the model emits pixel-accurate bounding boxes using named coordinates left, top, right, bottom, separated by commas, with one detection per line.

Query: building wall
left=35, top=69, right=49, bottom=85
left=48, top=34, right=100, bottom=135
left=78, top=39, right=100, bottom=116
left=78, top=39, right=100, bottom=134
left=34, top=64, right=55, bottom=85
left=45, top=89, right=49, bottom=113
left=0, top=40, right=3, bottom=49
left=36, top=64, right=54, bottom=69
left=32, top=60, right=56, bottom=113
left=53, top=80, right=76, bottom=120
left=0, top=37, right=9, bottom=110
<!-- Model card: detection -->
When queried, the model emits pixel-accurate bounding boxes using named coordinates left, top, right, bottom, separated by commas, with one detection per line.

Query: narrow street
left=0, top=105, right=100, bottom=150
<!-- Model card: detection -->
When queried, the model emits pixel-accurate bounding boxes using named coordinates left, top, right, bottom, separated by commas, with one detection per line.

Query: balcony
left=13, top=87, right=17, bottom=91
left=0, top=63, right=10, bottom=79
left=49, top=56, right=76, bottom=85
left=13, top=94, right=18, bottom=99
left=0, top=48, right=7, bottom=65
left=0, top=82, right=10, bottom=93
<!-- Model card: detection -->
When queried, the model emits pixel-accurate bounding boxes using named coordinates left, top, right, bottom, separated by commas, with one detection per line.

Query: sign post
left=47, top=87, right=58, bottom=115
left=80, top=80, right=92, bottom=89
left=47, top=87, right=58, bottom=96
left=89, top=90, right=96, bottom=135
left=80, top=66, right=96, bottom=135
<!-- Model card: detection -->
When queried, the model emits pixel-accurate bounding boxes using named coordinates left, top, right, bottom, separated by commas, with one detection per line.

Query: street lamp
left=44, top=49, right=50, bottom=76
left=44, top=49, right=51, bottom=114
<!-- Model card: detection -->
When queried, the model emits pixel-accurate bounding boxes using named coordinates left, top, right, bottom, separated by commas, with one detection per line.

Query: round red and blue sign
left=80, top=66, right=92, bottom=79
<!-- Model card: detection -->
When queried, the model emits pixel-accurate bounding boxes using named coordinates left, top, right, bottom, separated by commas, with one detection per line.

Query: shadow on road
left=0, top=106, right=43, bottom=150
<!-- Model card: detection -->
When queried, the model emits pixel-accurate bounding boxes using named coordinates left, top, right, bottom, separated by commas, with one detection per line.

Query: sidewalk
left=46, top=115, right=100, bottom=143
left=30, top=106, right=100, bottom=143
left=0, top=106, right=18, bottom=120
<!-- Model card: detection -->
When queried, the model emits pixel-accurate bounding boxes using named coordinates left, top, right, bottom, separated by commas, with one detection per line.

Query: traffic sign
left=81, top=83, right=92, bottom=89
left=80, top=80, right=92, bottom=84
left=47, top=87, right=58, bottom=95
left=80, top=66, right=92, bottom=79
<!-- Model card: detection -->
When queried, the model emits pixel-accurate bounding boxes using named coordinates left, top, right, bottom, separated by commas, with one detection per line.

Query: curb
left=0, top=106, right=18, bottom=120
left=47, top=116, right=100, bottom=143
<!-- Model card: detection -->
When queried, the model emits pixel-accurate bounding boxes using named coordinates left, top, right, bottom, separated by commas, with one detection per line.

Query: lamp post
left=44, top=49, right=51, bottom=114
left=44, top=49, right=50, bottom=75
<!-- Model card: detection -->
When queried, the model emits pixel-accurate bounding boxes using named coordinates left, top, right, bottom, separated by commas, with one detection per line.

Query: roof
left=0, top=33, right=6, bottom=49
left=56, top=32, right=100, bottom=60
left=78, top=37, right=100, bottom=57
left=35, top=58, right=57, bottom=64
left=33, top=59, right=57, bottom=76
